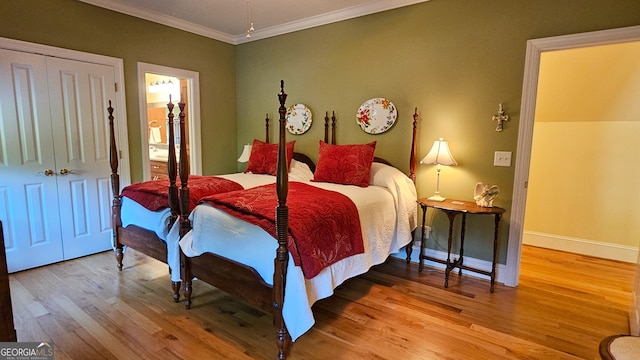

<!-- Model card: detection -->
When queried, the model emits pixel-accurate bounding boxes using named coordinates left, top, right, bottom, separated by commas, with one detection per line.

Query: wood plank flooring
left=9, top=245, right=634, bottom=359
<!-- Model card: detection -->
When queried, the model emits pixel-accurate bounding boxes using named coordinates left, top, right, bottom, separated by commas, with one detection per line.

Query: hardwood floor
left=9, top=245, right=633, bottom=359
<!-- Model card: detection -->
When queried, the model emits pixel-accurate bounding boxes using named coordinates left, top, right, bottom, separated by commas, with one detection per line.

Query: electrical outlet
left=494, top=151, right=512, bottom=167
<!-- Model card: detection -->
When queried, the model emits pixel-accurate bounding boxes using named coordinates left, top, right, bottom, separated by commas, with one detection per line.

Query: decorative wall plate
left=356, top=98, right=397, bottom=134
left=286, top=104, right=312, bottom=135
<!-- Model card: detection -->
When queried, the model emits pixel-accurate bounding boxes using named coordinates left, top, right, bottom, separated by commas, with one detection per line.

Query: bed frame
left=109, top=100, right=183, bottom=302
left=177, top=81, right=418, bottom=359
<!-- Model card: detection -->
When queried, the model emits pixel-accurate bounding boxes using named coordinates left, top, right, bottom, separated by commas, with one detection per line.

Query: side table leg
left=458, top=213, right=467, bottom=276
left=443, top=211, right=457, bottom=288
left=418, top=206, right=427, bottom=272
left=490, top=213, right=502, bottom=293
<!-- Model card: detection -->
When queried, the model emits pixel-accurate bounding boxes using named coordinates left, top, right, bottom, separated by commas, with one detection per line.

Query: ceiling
left=79, top=0, right=430, bottom=45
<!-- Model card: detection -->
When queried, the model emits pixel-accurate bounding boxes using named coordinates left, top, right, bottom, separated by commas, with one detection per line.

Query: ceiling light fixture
left=246, top=0, right=255, bottom=38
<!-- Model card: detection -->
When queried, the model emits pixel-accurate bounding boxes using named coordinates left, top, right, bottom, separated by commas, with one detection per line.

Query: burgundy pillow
left=313, top=140, right=376, bottom=187
left=244, top=139, right=295, bottom=175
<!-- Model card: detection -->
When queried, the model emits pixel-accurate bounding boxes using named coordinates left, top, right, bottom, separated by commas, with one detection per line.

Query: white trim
left=234, top=0, right=431, bottom=44
left=523, top=231, right=638, bottom=264
left=0, top=36, right=131, bottom=188
left=392, top=248, right=508, bottom=285
left=79, top=0, right=235, bottom=44
left=505, top=25, right=640, bottom=287
left=79, top=0, right=430, bottom=45
left=137, top=63, right=201, bottom=180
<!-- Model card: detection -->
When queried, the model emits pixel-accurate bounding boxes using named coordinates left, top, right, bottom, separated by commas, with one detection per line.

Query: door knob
left=59, top=168, right=71, bottom=175
left=40, top=169, right=55, bottom=176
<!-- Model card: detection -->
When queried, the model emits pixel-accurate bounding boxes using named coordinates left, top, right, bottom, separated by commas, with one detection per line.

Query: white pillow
left=369, top=162, right=418, bottom=232
left=289, top=159, right=314, bottom=182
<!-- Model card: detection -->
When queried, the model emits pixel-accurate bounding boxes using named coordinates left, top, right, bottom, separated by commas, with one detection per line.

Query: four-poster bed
left=108, top=81, right=419, bottom=359
left=108, top=100, right=336, bottom=303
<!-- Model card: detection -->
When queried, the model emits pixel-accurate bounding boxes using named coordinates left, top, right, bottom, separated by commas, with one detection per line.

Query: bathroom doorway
left=137, top=62, right=201, bottom=180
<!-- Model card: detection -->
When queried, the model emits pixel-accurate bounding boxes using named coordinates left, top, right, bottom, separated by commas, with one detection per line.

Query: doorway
left=137, top=63, right=201, bottom=180
left=504, top=25, right=640, bottom=287
left=523, top=42, right=640, bottom=262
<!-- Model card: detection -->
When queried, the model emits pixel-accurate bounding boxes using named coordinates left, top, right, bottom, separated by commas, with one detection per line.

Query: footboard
left=108, top=100, right=182, bottom=302
left=187, top=253, right=273, bottom=312
left=117, top=226, right=168, bottom=264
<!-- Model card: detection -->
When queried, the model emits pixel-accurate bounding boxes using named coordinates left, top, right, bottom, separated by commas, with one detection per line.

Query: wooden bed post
left=108, top=101, right=124, bottom=271
left=176, top=100, right=193, bottom=309
left=322, top=111, right=337, bottom=145
left=331, top=111, right=337, bottom=145
left=274, top=80, right=291, bottom=359
left=166, top=98, right=182, bottom=302
left=324, top=112, right=329, bottom=143
left=409, top=108, right=418, bottom=184
left=265, top=113, right=270, bottom=144
left=167, top=98, right=179, bottom=226
left=405, top=107, right=419, bottom=263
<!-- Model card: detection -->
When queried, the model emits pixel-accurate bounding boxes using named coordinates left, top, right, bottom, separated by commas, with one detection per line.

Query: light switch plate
left=494, top=151, right=512, bottom=167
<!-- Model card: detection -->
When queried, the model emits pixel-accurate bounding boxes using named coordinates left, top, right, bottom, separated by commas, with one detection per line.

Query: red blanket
left=200, top=182, right=364, bottom=279
left=121, top=176, right=243, bottom=211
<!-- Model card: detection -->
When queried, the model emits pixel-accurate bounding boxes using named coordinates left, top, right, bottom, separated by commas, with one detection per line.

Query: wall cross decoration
left=491, top=103, right=509, bottom=132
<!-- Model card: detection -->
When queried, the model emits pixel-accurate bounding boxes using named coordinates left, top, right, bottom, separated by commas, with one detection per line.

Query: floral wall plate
left=356, top=98, right=397, bottom=134
left=286, top=104, right=312, bottom=135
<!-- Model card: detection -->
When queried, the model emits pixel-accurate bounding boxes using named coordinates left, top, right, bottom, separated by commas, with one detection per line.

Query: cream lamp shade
left=237, top=144, right=252, bottom=163
left=420, top=138, right=457, bottom=201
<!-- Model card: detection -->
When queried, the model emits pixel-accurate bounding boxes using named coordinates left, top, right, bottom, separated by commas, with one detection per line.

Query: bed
left=174, top=81, right=419, bottom=359
left=107, top=100, right=335, bottom=303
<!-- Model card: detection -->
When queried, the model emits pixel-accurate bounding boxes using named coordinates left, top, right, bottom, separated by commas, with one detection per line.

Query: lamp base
left=427, top=194, right=447, bottom=202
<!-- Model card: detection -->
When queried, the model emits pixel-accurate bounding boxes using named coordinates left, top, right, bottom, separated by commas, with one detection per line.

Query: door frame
left=504, top=25, right=640, bottom=287
left=0, top=36, right=131, bottom=188
left=137, top=62, right=201, bottom=180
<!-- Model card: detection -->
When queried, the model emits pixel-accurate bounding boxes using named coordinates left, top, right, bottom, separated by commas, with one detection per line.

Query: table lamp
left=421, top=138, right=457, bottom=201
left=237, top=144, right=252, bottom=162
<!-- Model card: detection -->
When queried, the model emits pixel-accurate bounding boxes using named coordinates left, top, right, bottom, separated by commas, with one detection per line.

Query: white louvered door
left=0, top=49, right=116, bottom=272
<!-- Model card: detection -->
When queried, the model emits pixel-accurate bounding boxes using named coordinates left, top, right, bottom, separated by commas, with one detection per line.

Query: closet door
left=47, top=58, right=115, bottom=259
left=0, top=49, right=64, bottom=272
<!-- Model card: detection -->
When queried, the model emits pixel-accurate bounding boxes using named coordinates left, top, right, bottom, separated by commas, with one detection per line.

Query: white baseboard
left=523, top=231, right=638, bottom=263
left=391, top=243, right=507, bottom=285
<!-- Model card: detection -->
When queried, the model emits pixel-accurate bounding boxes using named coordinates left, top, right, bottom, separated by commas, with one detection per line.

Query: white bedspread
left=178, top=162, right=417, bottom=341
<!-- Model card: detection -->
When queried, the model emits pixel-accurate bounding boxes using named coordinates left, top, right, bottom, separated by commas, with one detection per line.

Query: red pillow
left=244, top=139, right=295, bottom=175
left=313, top=141, right=376, bottom=187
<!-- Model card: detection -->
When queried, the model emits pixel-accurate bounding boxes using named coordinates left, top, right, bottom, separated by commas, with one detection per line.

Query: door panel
left=47, top=58, right=115, bottom=260
left=97, top=178, right=112, bottom=233
left=0, top=49, right=64, bottom=272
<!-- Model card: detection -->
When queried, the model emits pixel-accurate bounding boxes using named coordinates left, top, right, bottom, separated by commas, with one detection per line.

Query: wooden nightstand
left=417, top=198, right=505, bottom=292
left=150, top=160, right=169, bottom=180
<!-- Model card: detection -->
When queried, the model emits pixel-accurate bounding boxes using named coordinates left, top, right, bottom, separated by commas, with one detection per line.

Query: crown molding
left=78, top=0, right=236, bottom=44
left=80, top=0, right=429, bottom=45
left=235, top=0, right=430, bottom=44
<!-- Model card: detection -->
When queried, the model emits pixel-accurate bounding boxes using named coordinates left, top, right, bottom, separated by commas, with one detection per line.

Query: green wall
left=0, top=0, right=237, bottom=182
left=235, top=0, right=640, bottom=263
left=2, top=0, right=640, bottom=265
